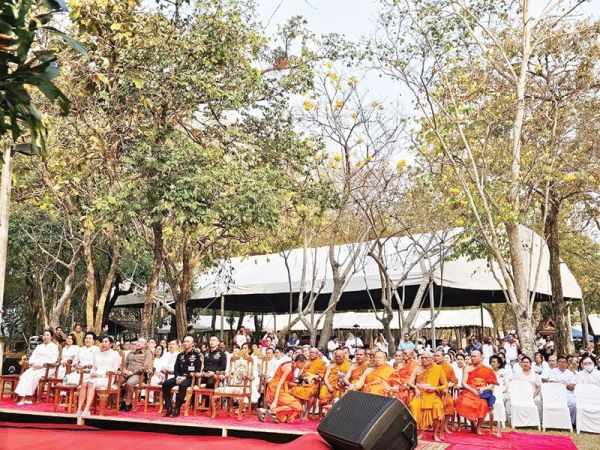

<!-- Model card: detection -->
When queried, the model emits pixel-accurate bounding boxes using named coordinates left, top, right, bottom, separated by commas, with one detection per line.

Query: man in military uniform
left=162, top=334, right=202, bottom=417
left=201, top=335, right=227, bottom=388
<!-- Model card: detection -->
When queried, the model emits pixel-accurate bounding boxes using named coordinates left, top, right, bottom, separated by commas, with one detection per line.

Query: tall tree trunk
left=93, top=231, right=120, bottom=333
left=82, top=224, right=96, bottom=331
left=544, top=196, right=573, bottom=355
left=507, top=223, right=537, bottom=355
left=140, top=223, right=163, bottom=338
left=579, top=297, right=590, bottom=347
left=49, top=264, right=75, bottom=329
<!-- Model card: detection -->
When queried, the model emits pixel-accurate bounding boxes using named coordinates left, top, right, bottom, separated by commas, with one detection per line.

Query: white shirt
left=503, top=342, right=519, bottom=362
left=92, top=349, right=121, bottom=377
left=76, top=345, right=99, bottom=367
left=345, top=337, right=363, bottom=356
left=532, top=360, right=549, bottom=377
left=29, top=342, right=59, bottom=367
left=482, top=344, right=495, bottom=365
left=327, top=340, right=339, bottom=359
left=235, top=334, right=248, bottom=348
left=452, top=363, right=465, bottom=387
left=513, top=369, right=541, bottom=390
left=548, top=367, right=576, bottom=394
left=576, top=369, right=600, bottom=387
left=60, top=345, right=80, bottom=364
left=157, top=351, right=178, bottom=373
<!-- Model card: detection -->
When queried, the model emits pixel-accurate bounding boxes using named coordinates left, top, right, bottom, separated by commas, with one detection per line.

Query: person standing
left=398, top=333, right=416, bottom=352
left=344, top=332, right=363, bottom=357
left=162, top=334, right=202, bottom=417
left=502, top=335, right=520, bottom=366
left=71, top=323, right=84, bottom=347
left=15, top=330, right=59, bottom=405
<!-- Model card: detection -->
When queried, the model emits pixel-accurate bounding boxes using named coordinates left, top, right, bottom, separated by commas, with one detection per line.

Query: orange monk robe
left=455, top=365, right=498, bottom=421
left=363, top=364, right=395, bottom=396
left=319, top=360, right=351, bottom=405
left=349, top=362, right=369, bottom=384
left=388, top=360, right=418, bottom=404
left=290, top=358, right=326, bottom=401
left=438, top=362, right=458, bottom=415
left=409, top=365, right=447, bottom=431
left=266, top=361, right=302, bottom=422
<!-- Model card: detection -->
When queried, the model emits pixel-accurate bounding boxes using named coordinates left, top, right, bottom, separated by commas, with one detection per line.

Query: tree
left=374, top=0, right=591, bottom=354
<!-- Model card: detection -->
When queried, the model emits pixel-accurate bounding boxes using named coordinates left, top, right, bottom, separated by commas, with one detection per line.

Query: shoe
left=265, top=410, right=279, bottom=424
left=170, top=407, right=180, bottom=418
left=163, top=407, right=173, bottom=417
left=119, top=401, right=126, bottom=411
left=125, top=404, right=132, bottom=412
left=24, top=400, right=33, bottom=405
left=81, top=410, right=91, bottom=417
left=17, top=400, right=26, bottom=406
left=257, top=408, right=266, bottom=423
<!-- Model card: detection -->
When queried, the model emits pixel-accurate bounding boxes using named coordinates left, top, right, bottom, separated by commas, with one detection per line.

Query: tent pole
left=429, top=282, right=436, bottom=349
left=220, top=295, right=225, bottom=342
left=480, top=303, right=484, bottom=338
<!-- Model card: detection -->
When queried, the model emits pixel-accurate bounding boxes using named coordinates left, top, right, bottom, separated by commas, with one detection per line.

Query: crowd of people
left=10, top=324, right=600, bottom=441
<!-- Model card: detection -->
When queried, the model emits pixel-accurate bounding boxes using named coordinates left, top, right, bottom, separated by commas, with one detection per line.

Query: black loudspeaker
left=317, top=391, right=417, bottom=450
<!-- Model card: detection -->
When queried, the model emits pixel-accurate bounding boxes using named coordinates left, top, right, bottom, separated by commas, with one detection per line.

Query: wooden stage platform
left=0, top=398, right=317, bottom=443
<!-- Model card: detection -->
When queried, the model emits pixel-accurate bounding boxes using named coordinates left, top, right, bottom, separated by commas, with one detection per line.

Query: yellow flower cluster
left=563, top=174, right=577, bottom=182
left=303, top=99, right=315, bottom=112
left=334, top=99, right=344, bottom=111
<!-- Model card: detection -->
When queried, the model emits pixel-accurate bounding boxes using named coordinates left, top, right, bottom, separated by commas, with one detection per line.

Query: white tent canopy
left=116, top=226, right=582, bottom=309
left=588, top=314, right=600, bottom=337
left=157, top=309, right=493, bottom=333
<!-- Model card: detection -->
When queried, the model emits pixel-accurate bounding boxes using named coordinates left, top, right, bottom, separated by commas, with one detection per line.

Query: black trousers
left=162, top=376, right=193, bottom=409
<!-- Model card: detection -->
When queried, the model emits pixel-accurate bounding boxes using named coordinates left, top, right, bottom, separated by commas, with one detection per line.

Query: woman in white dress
left=76, top=336, right=121, bottom=415
left=57, top=334, right=80, bottom=379
left=15, top=330, right=59, bottom=405
left=65, top=332, right=99, bottom=385
left=150, top=340, right=179, bottom=386
left=512, top=355, right=542, bottom=418
left=532, top=352, right=549, bottom=379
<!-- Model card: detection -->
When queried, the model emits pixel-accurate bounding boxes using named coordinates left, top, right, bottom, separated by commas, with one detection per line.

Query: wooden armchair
left=144, top=370, right=170, bottom=413
left=53, top=367, right=85, bottom=414
left=192, top=363, right=221, bottom=416
left=36, top=362, right=61, bottom=403
left=0, top=361, right=27, bottom=400
left=92, top=371, right=122, bottom=416
left=131, top=369, right=149, bottom=412
left=210, top=355, right=253, bottom=421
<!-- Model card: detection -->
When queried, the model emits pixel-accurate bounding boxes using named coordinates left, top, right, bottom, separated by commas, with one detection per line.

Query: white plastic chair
left=509, top=380, right=540, bottom=429
left=541, top=383, right=572, bottom=431
left=575, top=383, right=600, bottom=434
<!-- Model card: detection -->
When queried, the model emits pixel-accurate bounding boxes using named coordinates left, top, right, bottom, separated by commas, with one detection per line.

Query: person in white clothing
left=345, top=332, right=363, bottom=357
left=150, top=339, right=179, bottom=386
left=503, top=335, right=520, bottom=365
left=57, top=334, right=80, bottom=379
left=575, top=356, right=600, bottom=387
left=65, top=332, right=99, bottom=385
left=548, top=355, right=577, bottom=424
left=481, top=337, right=496, bottom=366
left=327, top=337, right=340, bottom=359
left=15, top=330, right=59, bottom=405
left=234, top=327, right=249, bottom=348
left=512, top=355, right=542, bottom=418
left=532, top=352, right=549, bottom=379
left=76, top=336, right=121, bottom=415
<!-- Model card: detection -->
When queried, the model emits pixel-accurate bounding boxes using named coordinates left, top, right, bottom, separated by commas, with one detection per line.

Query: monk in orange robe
left=354, top=351, right=395, bottom=395
left=319, top=349, right=351, bottom=411
left=388, top=350, right=418, bottom=404
left=342, top=348, right=369, bottom=392
left=433, top=350, right=458, bottom=434
left=408, top=351, right=448, bottom=442
left=290, top=347, right=326, bottom=419
left=259, top=355, right=306, bottom=424
left=455, top=350, right=498, bottom=436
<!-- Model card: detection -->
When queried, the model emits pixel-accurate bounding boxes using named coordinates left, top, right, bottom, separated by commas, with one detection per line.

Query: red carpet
left=0, top=424, right=331, bottom=450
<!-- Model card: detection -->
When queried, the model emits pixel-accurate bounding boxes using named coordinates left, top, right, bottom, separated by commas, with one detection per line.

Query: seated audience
left=576, top=355, right=600, bottom=386
left=547, top=355, right=576, bottom=424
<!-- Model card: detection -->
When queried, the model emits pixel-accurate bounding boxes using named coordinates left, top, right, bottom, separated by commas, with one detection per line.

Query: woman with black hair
left=65, top=332, right=98, bottom=385
left=14, top=329, right=59, bottom=405
left=512, top=355, right=542, bottom=418
left=58, top=333, right=80, bottom=379
left=76, top=336, right=121, bottom=416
